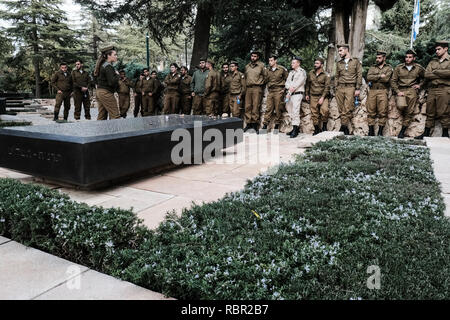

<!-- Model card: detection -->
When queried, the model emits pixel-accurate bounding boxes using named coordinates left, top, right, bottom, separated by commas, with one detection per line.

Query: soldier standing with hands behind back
left=365, top=50, right=393, bottom=136
left=51, top=62, right=73, bottom=121
left=72, top=59, right=92, bottom=120
left=244, top=51, right=267, bottom=132
left=228, top=61, right=246, bottom=118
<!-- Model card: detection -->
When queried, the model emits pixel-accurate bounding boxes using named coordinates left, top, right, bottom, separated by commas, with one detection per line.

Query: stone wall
left=261, top=84, right=443, bottom=138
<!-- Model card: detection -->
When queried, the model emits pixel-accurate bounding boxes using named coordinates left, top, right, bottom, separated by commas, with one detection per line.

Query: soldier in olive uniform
left=163, top=63, right=181, bottom=114
left=262, top=55, right=288, bottom=132
left=93, top=46, right=121, bottom=120
left=391, top=49, right=425, bottom=139
left=305, top=57, right=331, bottom=135
left=141, top=68, right=158, bottom=116
left=72, top=59, right=92, bottom=120
left=365, top=50, right=393, bottom=136
left=220, top=62, right=231, bottom=117
left=51, top=62, right=73, bottom=121
left=244, top=51, right=267, bottom=132
left=133, top=72, right=144, bottom=117
left=151, top=71, right=163, bottom=114
left=191, top=58, right=209, bottom=115
left=118, top=70, right=133, bottom=118
left=335, top=44, right=362, bottom=135
left=204, top=60, right=221, bottom=116
left=416, top=40, right=450, bottom=139
left=180, top=66, right=193, bottom=115
left=228, top=61, right=246, bottom=118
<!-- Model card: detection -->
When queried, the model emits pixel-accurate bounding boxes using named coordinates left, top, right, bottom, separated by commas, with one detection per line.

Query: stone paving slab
left=0, top=241, right=89, bottom=300
left=297, top=131, right=344, bottom=148
left=35, top=269, right=171, bottom=300
left=425, top=137, right=450, bottom=217
left=0, top=236, right=11, bottom=245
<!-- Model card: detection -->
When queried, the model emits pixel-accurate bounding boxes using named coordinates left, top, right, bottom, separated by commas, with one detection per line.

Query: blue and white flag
left=412, top=0, right=420, bottom=42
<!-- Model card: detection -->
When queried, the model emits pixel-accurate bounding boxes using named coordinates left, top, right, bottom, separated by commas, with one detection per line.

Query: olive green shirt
left=335, top=57, right=362, bottom=89
left=118, top=77, right=132, bottom=94
left=180, top=74, right=192, bottom=95
left=221, top=72, right=232, bottom=94
left=425, top=53, right=450, bottom=87
left=164, top=72, right=182, bottom=92
left=97, top=63, right=119, bottom=93
left=134, top=79, right=143, bottom=94
left=306, top=69, right=331, bottom=98
left=245, top=61, right=267, bottom=86
left=266, top=65, right=288, bottom=90
left=51, top=70, right=73, bottom=92
left=141, top=77, right=158, bottom=95
left=71, top=69, right=92, bottom=91
left=391, top=63, right=425, bottom=94
left=366, top=64, right=393, bottom=89
left=229, top=71, right=246, bottom=96
left=204, top=69, right=221, bottom=96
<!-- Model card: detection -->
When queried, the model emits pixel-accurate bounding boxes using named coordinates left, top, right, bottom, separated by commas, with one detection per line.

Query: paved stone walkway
left=425, top=137, right=450, bottom=217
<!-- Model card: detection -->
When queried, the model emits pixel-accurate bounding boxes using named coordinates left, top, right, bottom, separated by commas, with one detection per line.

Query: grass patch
left=1, top=136, right=449, bottom=299
left=0, top=121, right=32, bottom=127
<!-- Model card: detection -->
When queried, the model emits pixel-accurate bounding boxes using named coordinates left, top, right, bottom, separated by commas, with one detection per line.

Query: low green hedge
left=0, top=121, right=32, bottom=127
left=1, top=136, right=449, bottom=299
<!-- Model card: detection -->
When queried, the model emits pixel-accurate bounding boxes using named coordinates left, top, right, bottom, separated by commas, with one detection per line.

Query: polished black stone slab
left=0, top=115, right=243, bottom=188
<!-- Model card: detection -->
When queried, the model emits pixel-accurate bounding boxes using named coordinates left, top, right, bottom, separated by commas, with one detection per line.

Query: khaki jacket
left=51, top=70, right=72, bottom=92
left=306, top=69, right=331, bottom=97
left=266, top=65, right=288, bottom=90
left=204, top=69, right=221, bottom=96
left=391, top=63, right=425, bottom=94
left=229, top=71, right=246, bottom=96
left=71, top=69, right=92, bottom=91
left=425, top=53, right=450, bottom=87
left=366, top=64, right=393, bottom=89
left=335, top=57, right=363, bottom=88
left=245, top=61, right=267, bottom=86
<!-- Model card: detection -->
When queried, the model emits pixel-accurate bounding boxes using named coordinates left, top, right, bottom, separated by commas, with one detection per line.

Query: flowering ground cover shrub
left=1, top=136, right=449, bottom=299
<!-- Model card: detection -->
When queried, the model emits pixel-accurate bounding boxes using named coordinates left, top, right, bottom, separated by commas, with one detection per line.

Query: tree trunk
left=334, top=4, right=347, bottom=46
left=349, top=0, right=369, bottom=60
left=326, top=7, right=336, bottom=74
left=189, top=3, right=212, bottom=72
left=32, top=15, right=41, bottom=98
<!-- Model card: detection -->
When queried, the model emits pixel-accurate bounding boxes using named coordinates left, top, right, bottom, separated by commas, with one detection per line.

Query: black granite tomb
left=0, top=115, right=243, bottom=188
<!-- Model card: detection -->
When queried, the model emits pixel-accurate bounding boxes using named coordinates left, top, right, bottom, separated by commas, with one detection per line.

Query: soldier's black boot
left=397, top=126, right=407, bottom=139
left=377, top=126, right=384, bottom=137
left=442, top=128, right=449, bottom=138
left=53, top=113, right=58, bottom=121
left=322, top=122, right=327, bottom=132
left=340, top=125, right=350, bottom=135
left=415, top=127, right=431, bottom=140
left=286, top=128, right=294, bottom=136
left=274, top=124, right=279, bottom=131
left=253, top=123, right=260, bottom=134
left=313, top=125, right=320, bottom=136
left=290, top=125, right=299, bottom=138
left=368, top=125, right=375, bottom=136
left=243, top=124, right=252, bottom=132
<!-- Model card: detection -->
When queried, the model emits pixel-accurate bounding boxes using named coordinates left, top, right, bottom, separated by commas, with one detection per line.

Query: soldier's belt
left=246, top=85, right=263, bottom=88
left=371, top=85, right=388, bottom=90
left=268, top=86, right=285, bottom=92
left=291, top=91, right=304, bottom=96
left=339, top=83, right=356, bottom=87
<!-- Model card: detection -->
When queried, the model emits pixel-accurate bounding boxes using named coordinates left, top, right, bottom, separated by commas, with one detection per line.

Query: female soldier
left=93, top=46, right=121, bottom=120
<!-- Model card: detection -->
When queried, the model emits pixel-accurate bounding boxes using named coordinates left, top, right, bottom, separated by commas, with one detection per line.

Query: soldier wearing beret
left=141, top=68, right=158, bottom=116
left=93, top=45, right=121, bottom=120
left=416, top=40, right=450, bottom=139
left=204, top=60, right=221, bottom=116
left=51, top=62, right=73, bottom=121
left=163, top=63, right=182, bottom=114
left=335, top=44, right=362, bottom=135
left=262, top=54, right=288, bottom=132
left=305, top=57, right=331, bottom=135
left=244, top=50, right=267, bottom=132
left=228, top=61, right=246, bottom=118
left=391, top=49, right=425, bottom=138
left=72, top=59, right=92, bottom=120
left=366, top=50, right=393, bottom=136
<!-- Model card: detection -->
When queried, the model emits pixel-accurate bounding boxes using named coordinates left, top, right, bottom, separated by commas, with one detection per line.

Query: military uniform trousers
left=118, top=93, right=130, bottom=118
left=192, top=95, right=206, bottom=115
left=142, top=94, right=155, bottom=116
left=229, top=94, right=243, bottom=118
left=396, top=88, right=417, bottom=127
left=286, top=93, right=302, bottom=126
left=335, top=86, right=356, bottom=127
left=366, top=89, right=388, bottom=126
left=205, top=92, right=220, bottom=116
left=264, top=88, right=285, bottom=125
left=220, top=93, right=230, bottom=115
left=181, top=94, right=192, bottom=115
left=426, top=86, right=450, bottom=129
left=96, top=88, right=120, bottom=120
left=73, top=90, right=91, bottom=120
left=245, top=86, right=264, bottom=124
left=54, top=90, right=72, bottom=119
left=309, top=94, right=329, bottom=126
left=134, top=94, right=143, bottom=117
left=163, top=90, right=180, bottom=114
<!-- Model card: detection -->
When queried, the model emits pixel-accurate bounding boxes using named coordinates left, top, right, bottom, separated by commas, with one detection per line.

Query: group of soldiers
left=51, top=40, right=449, bottom=139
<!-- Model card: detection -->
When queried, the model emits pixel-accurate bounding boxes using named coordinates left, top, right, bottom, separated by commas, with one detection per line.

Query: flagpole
left=410, top=0, right=417, bottom=49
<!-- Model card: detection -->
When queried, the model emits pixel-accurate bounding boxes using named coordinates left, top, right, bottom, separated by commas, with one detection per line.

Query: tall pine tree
left=0, top=0, right=81, bottom=97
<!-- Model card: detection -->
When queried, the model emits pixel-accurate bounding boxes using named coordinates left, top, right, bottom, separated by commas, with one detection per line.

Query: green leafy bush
left=0, top=121, right=32, bottom=127
left=1, top=137, right=449, bottom=299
